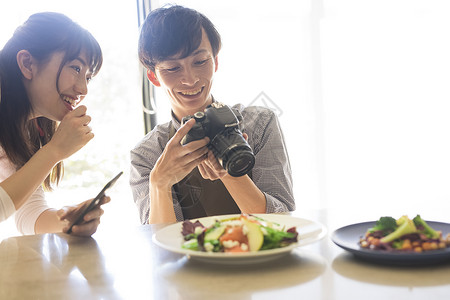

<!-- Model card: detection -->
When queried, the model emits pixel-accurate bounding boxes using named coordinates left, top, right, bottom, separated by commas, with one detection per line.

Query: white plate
left=152, top=214, right=327, bottom=265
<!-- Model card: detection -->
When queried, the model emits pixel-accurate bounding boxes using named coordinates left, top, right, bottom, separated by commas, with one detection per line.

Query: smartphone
left=67, top=171, right=123, bottom=234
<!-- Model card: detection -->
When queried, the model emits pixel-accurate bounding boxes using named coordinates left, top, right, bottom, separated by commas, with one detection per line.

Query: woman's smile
left=61, top=94, right=80, bottom=110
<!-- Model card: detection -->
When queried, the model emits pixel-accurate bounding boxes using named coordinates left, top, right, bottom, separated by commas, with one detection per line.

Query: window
left=0, top=0, right=143, bottom=239
left=2, top=1, right=450, bottom=240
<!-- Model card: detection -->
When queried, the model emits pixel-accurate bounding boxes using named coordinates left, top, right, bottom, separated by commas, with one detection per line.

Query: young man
left=130, top=5, right=295, bottom=224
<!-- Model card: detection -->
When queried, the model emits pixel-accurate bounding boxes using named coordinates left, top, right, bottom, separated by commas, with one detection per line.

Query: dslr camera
left=181, top=102, right=255, bottom=177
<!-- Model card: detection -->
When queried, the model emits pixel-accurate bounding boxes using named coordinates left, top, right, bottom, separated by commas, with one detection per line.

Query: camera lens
left=225, top=149, right=255, bottom=177
left=210, top=130, right=255, bottom=177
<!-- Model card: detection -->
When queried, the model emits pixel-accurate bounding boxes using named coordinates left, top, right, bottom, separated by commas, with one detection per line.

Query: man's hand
left=150, top=118, right=210, bottom=189
left=198, top=133, right=249, bottom=180
left=198, top=150, right=228, bottom=180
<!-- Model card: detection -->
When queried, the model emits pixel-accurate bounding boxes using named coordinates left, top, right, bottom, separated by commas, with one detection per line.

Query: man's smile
left=178, top=87, right=203, bottom=97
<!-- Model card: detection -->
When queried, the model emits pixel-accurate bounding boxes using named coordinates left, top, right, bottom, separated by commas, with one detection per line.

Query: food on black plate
left=359, top=215, right=450, bottom=252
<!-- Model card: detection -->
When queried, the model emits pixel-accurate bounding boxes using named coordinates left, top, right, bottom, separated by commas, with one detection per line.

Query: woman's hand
left=47, top=105, right=94, bottom=161
left=57, top=196, right=110, bottom=236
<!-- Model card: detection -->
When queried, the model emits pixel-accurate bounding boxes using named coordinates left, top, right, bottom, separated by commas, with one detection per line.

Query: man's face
left=153, top=29, right=218, bottom=120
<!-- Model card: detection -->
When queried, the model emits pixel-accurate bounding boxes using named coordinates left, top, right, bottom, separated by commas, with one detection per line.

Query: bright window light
left=0, top=0, right=143, bottom=239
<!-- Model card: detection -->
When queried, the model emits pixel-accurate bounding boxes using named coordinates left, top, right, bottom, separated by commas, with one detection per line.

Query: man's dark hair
left=138, top=5, right=221, bottom=71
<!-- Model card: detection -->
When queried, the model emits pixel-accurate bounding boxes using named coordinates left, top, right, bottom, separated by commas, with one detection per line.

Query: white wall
left=157, top=0, right=450, bottom=212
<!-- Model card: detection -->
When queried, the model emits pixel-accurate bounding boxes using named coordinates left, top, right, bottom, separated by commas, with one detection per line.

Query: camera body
left=181, top=102, right=255, bottom=177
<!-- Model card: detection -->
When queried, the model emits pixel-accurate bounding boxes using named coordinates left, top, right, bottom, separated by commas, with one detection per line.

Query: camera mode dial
left=193, top=111, right=205, bottom=122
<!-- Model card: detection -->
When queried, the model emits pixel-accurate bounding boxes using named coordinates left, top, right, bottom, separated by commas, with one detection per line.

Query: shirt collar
left=170, top=111, right=182, bottom=131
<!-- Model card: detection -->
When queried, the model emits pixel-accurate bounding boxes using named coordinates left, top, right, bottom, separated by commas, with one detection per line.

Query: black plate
left=331, top=221, right=450, bottom=266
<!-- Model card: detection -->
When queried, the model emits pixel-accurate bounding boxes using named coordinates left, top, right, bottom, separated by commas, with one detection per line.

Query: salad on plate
left=181, top=214, right=298, bottom=253
left=360, top=214, right=450, bottom=252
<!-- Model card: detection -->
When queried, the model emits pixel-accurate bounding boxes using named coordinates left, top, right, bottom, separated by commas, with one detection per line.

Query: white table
left=1, top=208, right=450, bottom=299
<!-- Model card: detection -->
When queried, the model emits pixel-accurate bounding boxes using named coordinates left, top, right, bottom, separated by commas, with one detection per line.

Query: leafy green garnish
left=260, top=226, right=297, bottom=250
left=369, top=216, right=397, bottom=234
left=182, top=239, right=199, bottom=251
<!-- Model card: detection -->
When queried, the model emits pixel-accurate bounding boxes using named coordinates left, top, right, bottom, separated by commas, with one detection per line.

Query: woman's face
left=153, top=29, right=218, bottom=120
left=27, top=51, right=93, bottom=121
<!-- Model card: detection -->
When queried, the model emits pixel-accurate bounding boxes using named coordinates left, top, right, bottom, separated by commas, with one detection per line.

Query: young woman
left=0, top=12, right=108, bottom=236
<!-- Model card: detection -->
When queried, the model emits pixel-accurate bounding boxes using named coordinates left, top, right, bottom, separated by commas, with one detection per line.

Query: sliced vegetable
left=181, top=214, right=298, bottom=253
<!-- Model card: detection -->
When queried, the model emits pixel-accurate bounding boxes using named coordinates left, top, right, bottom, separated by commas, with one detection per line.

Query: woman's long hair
left=0, top=12, right=103, bottom=190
